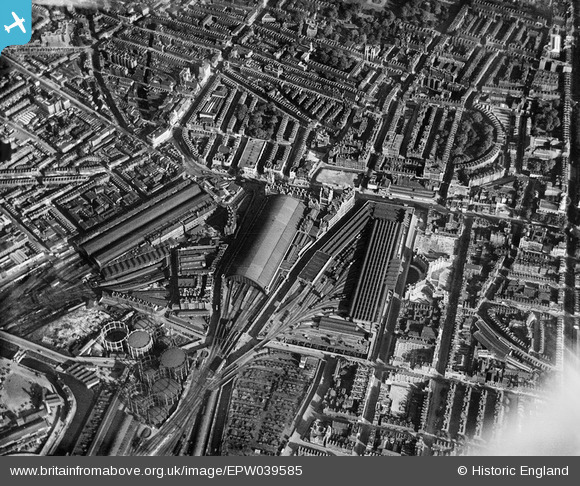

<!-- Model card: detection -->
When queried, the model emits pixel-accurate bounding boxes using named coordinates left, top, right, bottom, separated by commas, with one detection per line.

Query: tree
left=325, top=6, right=339, bottom=20
left=245, top=102, right=280, bottom=139
left=294, top=10, right=308, bottom=23
left=235, top=103, right=248, bottom=120
left=472, top=112, right=483, bottom=124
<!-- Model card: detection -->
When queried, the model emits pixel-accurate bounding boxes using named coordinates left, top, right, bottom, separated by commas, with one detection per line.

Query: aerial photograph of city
left=0, top=0, right=579, bottom=458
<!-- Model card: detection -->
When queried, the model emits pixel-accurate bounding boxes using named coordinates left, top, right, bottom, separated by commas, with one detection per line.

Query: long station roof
left=227, top=195, right=304, bottom=292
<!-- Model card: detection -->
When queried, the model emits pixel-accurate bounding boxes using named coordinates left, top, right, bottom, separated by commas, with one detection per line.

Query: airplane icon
left=4, top=12, right=26, bottom=34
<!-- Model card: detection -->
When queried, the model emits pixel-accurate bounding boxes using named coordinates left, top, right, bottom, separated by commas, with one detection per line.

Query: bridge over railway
left=0, top=331, right=117, bottom=368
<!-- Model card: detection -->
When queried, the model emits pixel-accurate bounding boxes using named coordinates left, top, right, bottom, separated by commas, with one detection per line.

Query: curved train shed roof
left=226, top=195, right=304, bottom=292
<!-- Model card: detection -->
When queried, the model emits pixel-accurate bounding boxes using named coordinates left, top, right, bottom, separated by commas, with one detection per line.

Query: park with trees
left=236, top=101, right=281, bottom=140
left=274, top=0, right=449, bottom=46
left=531, top=100, right=561, bottom=137
left=452, top=110, right=496, bottom=162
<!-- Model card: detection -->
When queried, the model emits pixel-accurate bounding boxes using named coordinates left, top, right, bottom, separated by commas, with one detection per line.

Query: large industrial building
left=226, top=195, right=304, bottom=292
left=310, top=198, right=417, bottom=331
left=79, top=181, right=215, bottom=267
left=349, top=203, right=411, bottom=326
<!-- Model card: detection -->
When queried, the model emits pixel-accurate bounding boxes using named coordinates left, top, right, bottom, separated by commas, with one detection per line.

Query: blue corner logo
left=0, top=0, right=32, bottom=55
